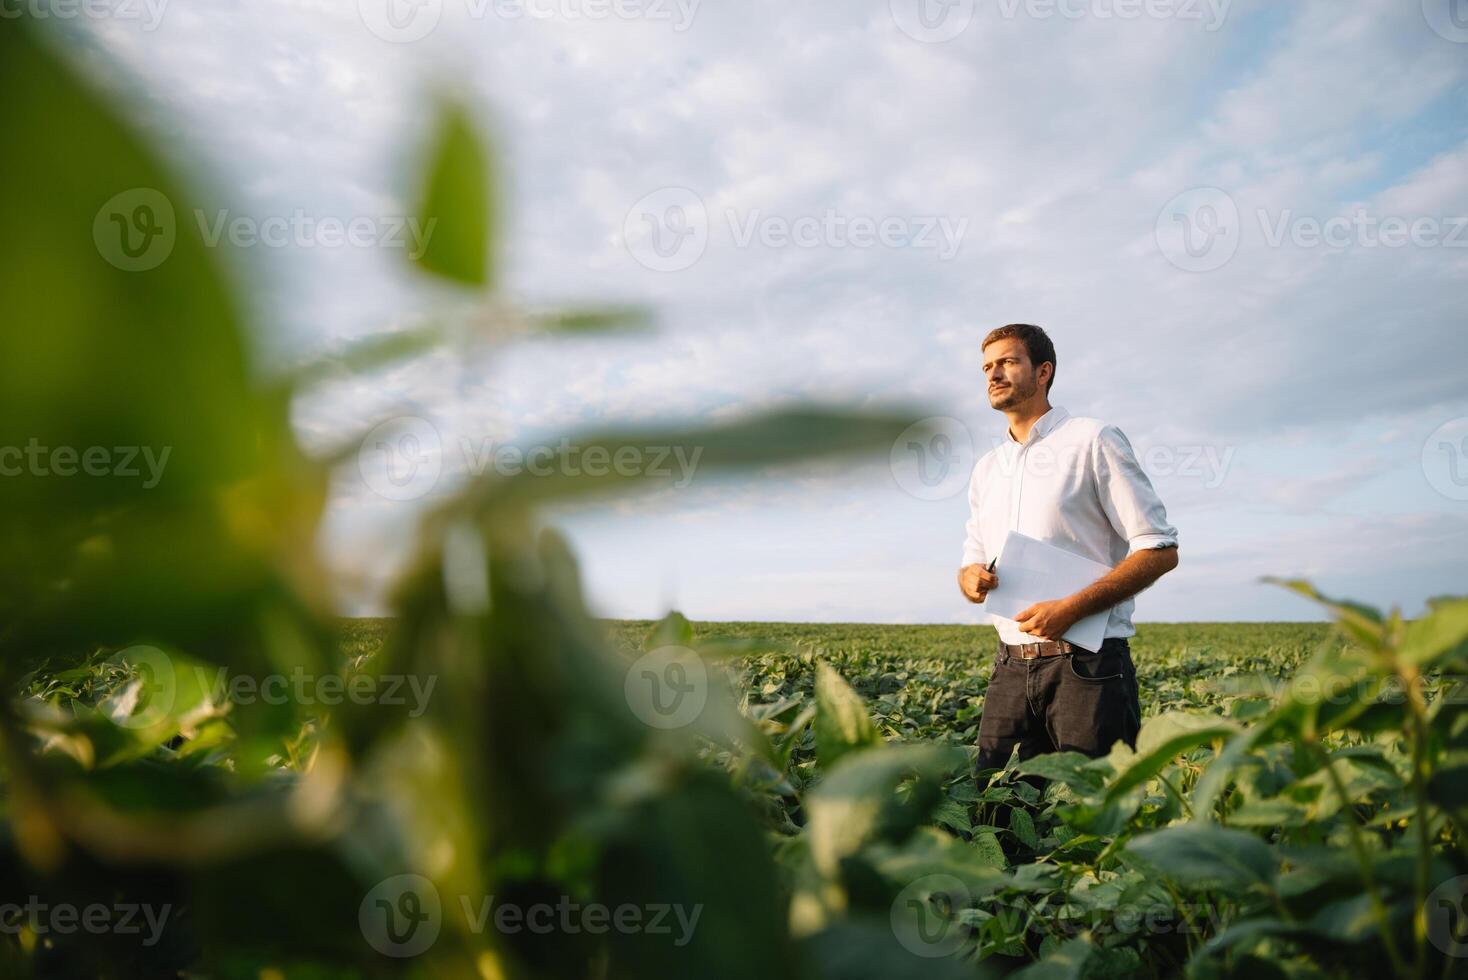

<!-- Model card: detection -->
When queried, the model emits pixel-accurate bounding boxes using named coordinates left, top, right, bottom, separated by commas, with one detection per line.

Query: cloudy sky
left=59, top=0, right=1468, bottom=623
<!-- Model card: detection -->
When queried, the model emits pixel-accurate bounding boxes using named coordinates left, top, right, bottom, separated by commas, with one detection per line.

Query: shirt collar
left=1006, top=405, right=1070, bottom=446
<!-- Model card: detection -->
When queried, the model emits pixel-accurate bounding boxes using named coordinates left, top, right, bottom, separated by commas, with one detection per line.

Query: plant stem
left=1157, top=769, right=1194, bottom=819
left=1313, top=741, right=1411, bottom=980
left=1402, top=664, right=1432, bottom=980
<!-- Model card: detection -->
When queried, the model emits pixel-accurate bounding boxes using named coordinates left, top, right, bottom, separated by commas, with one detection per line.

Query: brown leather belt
left=1000, top=639, right=1081, bottom=659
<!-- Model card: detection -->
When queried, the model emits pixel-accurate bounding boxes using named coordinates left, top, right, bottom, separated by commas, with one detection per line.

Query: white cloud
left=56, top=0, right=1468, bottom=620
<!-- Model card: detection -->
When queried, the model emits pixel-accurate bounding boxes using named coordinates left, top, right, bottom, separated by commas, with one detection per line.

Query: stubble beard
left=989, top=376, right=1038, bottom=410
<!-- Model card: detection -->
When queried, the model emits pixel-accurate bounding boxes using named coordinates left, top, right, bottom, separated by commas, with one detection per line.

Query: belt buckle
left=1019, top=643, right=1042, bottom=660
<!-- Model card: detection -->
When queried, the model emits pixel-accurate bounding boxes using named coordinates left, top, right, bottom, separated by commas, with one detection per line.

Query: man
left=959, top=324, right=1178, bottom=771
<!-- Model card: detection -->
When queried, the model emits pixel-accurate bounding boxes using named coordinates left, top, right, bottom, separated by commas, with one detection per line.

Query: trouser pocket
left=1050, top=646, right=1139, bottom=755
left=1067, top=647, right=1129, bottom=681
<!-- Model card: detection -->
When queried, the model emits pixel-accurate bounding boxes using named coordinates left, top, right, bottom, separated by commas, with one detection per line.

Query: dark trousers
left=975, top=637, right=1142, bottom=771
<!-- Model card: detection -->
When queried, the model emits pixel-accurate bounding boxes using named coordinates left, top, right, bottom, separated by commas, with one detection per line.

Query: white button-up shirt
left=963, top=405, right=1177, bottom=644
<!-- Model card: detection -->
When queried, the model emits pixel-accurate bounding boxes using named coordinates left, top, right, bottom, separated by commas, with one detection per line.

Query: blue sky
left=63, top=0, right=1468, bottom=623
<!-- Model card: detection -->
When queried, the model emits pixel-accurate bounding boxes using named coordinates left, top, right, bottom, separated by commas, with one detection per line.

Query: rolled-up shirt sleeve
left=961, top=460, right=987, bottom=568
left=1093, top=425, right=1178, bottom=554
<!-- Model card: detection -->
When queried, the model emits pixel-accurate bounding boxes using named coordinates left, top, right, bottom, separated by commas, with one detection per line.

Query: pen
left=987, top=557, right=997, bottom=574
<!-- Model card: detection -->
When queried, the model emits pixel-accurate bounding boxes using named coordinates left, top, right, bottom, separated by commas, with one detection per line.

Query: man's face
left=982, top=337, right=1043, bottom=410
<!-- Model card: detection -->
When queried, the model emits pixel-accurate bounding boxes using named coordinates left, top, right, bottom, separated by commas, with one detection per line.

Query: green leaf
left=1102, top=711, right=1236, bottom=806
left=1124, top=824, right=1276, bottom=891
left=0, top=17, right=327, bottom=667
left=814, top=662, right=880, bottom=770
left=1012, top=936, right=1093, bottom=980
left=805, top=743, right=966, bottom=877
left=414, top=101, right=492, bottom=286
left=444, top=406, right=924, bottom=517
left=1013, top=752, right=1109, bottom=797
left=866, top=826, right=1007, bottom=894
left=1191, top=723, right=1278, bottom=821
left=528, top=304, right=653, bottom=335
left=971, top=830, right=1008, bottom=870
left=1190, top=918, right=1299, bottom=967
left=1401, top=596, right=1468, bottom=667
left=1308, top=893, right=1377, bottom=942
left=800, top=921, right=983, bottom=980
left=646, top=610, right=696, bottom=649
left=1009, top=806, right=1038, bottom=850
left=285, top=325, right=443, bottom=389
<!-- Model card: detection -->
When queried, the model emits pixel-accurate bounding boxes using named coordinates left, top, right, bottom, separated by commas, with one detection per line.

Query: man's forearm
left=1064, top=546, right=1178, bottom=620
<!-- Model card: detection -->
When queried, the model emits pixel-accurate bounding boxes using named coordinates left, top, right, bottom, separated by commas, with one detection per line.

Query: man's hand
left=1014, top=598, right=1082, bottom=641
left=958, top=564, right=997, bottom=604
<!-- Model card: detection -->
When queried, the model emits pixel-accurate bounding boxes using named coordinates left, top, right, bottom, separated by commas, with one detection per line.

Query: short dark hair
left=982, top=323, right=1056, bottom=394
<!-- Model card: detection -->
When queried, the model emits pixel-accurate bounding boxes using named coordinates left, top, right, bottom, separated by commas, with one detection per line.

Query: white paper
left=985, top=531, right=1113, bottom=652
